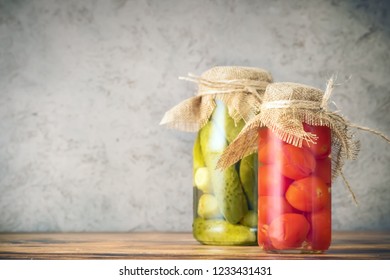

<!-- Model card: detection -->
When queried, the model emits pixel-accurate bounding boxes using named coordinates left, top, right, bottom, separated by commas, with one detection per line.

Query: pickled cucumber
left=193, top=133, right=205, bottom=175
left=211, top=100, right=245, bottom=143
left=239, top=210, right=257, bottom=228
left=193, top=217, right=256, bottom=245
left=199, top=120, right=227, bottom=158
left=199, top=116, right=248, bottom=224
left=210, top=165, right=248, bottom=224
left=197, top=194, right=221, bottom=219
left=194, top=167, right=212, bottom=193
left=226, top=118, right=245, bottom=143
left=239, top=153, right=257, bottom=209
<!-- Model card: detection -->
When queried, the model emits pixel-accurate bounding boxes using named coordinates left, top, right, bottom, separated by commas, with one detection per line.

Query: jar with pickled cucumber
left=192, top=67, right=272, bottom=245
left=161, top=66, right=272, bottom=245
left=193, top=100, right=259, bottom=245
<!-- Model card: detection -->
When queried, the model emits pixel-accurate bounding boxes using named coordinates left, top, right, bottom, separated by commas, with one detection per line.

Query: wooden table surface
left=0, top=232, right=389, bottom=260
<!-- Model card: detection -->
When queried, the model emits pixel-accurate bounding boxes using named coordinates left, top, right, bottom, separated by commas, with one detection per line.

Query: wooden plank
left=0, top=232, right=389, bottom=260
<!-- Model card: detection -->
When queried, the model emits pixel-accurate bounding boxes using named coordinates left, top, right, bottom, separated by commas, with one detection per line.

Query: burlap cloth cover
left=217, top=79, right=390, bottom=202
left=160, top=66, right=272, bottom=132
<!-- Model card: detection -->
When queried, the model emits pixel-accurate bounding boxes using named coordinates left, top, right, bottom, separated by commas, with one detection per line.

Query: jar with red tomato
left=257, top=124, right=332, bottom=252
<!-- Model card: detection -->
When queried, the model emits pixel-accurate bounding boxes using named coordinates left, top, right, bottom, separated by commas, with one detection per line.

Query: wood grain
left=0, top=232, right=389, bottom=260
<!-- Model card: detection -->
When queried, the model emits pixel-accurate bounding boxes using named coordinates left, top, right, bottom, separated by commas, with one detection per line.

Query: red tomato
left=303, top=124, right=331, bottom=159
left=268, top=213, right=310, bottom=250
left=279, top=144, right=316, bottom=180
left=258, top=223, right=273, bottom=250
left=306, top=208, right=331, bottom=250
left=258, top=127, right=283, bottom=145
left=258, top=142, right=284, bottom=164
left=258, top=196, right=294, bottom=225
left=258, top=128, right=283, bottom=164
left=258, top=127, right=269, bottom=144
left=313, top=157, right=332, bottom=184
left=258, top=165, right=292, bottom=196
left=285, top=176, right=330, bottom=212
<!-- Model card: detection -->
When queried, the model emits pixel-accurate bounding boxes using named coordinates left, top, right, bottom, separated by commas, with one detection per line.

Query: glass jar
left=185, top=66, right=272, bottom=245
left=193, top=100, right=258, bottom=245
left=257, top=125, right=332, bottom=252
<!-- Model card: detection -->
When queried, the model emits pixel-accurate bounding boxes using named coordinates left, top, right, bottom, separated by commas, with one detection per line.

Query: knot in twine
left=217, top=78, right=390, bottom=204
left=160, top=66, right=272, bottom=132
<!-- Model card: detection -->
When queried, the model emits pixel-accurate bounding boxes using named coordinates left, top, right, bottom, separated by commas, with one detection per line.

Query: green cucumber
left=193, top=133, right=205, bottom=175
left=212, top=99, right=245, bottom=143
left=199, top=109, right=248, bottom=224
left=239, top=153, right=257, bottom=210
left=194, top=167, right=212, bottom=193
left=193, top=217, right=256, bottom=245
left=197, top=194, right=221, bottom=219
left=239, top=210, right=257, bottom=228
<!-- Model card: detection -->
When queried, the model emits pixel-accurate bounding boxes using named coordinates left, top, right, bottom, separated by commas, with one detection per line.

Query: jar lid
left=200, top=66, right=272, bottom=83
left=264, top=82, right=324, bottom=103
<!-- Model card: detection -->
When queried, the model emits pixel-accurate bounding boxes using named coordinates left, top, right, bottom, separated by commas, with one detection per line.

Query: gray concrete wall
left=0, top=0, right=389, bottom=232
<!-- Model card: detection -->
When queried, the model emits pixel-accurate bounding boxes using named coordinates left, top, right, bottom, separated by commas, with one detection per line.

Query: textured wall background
left=0, top=0, right=389, bottom=232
